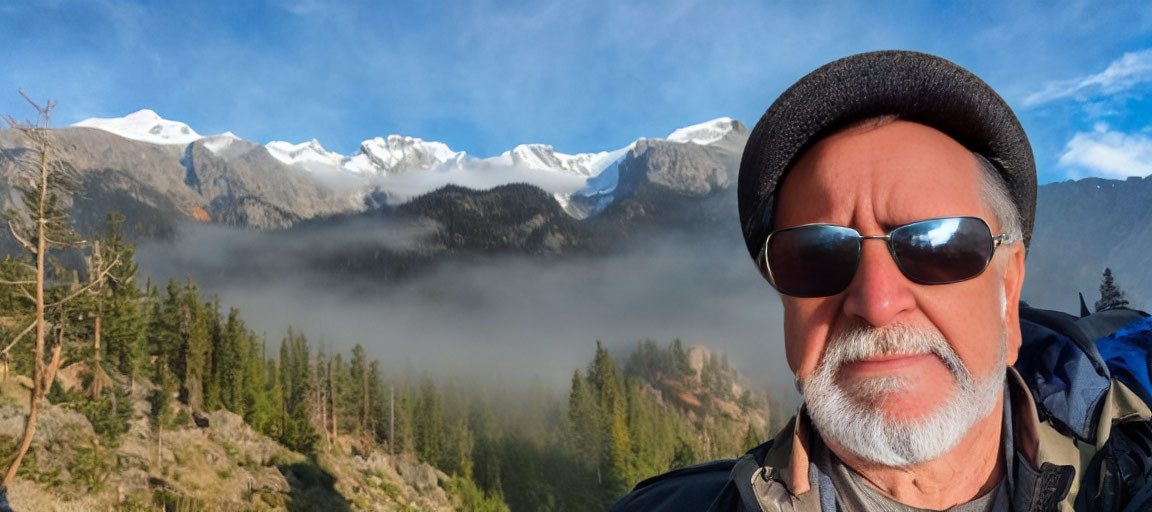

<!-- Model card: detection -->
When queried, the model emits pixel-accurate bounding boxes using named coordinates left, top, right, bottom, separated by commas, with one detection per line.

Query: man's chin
left=807, top=398, right=966, bottom=467
left=805, top=376, right=1003, bottom=467
left=841, top=382, right=962, bottom=423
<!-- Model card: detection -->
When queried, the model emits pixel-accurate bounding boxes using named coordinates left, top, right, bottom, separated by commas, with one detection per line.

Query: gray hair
left=973, top=152, right=1023, bottom=241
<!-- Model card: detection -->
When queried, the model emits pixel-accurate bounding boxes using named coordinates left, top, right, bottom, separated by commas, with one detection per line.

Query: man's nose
left=841, top=239, right=917, bottom=327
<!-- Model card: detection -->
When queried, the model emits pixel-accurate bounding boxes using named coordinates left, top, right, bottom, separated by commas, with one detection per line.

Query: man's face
left=775, top=120, right=1026, bottom=430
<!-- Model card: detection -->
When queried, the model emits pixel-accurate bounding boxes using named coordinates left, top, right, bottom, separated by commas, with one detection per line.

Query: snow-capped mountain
left=260, top=123, right=738, bottom=213
left=264, top=117, right=739, bottom=185
left=74, top=109, right=220, bottom=146
left=666, top=117, right=741, bottom=146
left=266, top=139, right=346, bottom=172
left=349, top=135, right=464, bottom=176
left=57, top=109, right=746, bottom=227
left=267, top=135, right=626, bottom=181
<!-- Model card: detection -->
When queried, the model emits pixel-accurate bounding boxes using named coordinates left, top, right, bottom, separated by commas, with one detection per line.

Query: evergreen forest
left=0, top=211, right=777, bottom=510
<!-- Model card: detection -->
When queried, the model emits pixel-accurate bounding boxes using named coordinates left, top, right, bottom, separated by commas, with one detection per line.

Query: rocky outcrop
left=620, top=139, right=730, bottom=196
left=0, top=376, right=453, bottom=511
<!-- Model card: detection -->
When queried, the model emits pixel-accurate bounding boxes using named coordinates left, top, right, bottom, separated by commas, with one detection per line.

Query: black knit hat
left=738, top=50, right=1036, bottom=265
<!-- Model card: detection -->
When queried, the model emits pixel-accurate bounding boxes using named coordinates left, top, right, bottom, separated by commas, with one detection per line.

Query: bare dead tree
left=0, top=91, right=118, bottom=490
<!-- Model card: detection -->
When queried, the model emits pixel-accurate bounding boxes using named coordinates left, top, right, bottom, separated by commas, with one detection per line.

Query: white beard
left=800, top=323, right=1005, bottom=467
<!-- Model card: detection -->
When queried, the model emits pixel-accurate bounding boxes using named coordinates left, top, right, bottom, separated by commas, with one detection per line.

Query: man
left=612, top=51, right=1152, bottom=511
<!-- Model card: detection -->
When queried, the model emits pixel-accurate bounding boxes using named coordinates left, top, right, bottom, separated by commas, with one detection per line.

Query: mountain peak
left=73, top=108, right=203, bottom=145
left=666, top=117, right=739, bottom=146
left=125, top=108, right=162, bottom=121
left=350, top=135, right=465, bottom=175
left=266, top=138, right=347, bottom=173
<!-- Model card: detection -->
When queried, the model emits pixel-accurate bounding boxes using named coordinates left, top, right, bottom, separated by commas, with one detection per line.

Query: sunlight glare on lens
left=918, top=218, right=961, bottom=248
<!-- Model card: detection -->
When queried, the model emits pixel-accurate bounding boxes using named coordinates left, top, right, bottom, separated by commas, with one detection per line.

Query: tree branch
left=0, top=321, right=36, bottom=358
left=41, top=343, right=63, bottom=393
left=6, top=221, right=35, bottom=254
left=43, top=255, right=120, bottom=308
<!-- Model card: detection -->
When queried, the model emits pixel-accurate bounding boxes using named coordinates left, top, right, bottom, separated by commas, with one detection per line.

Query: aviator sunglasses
left=762, top=216, right=1017, bottom=298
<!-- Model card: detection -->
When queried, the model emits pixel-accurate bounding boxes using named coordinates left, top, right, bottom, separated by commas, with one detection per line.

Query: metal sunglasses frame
left=761, top=216, right=1018, bottom=297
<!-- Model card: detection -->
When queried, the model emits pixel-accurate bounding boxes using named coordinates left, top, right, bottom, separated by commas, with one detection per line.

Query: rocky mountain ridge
left=0, top=125, right=353, bottom=234
left=0, top=112, right=746, bottom=239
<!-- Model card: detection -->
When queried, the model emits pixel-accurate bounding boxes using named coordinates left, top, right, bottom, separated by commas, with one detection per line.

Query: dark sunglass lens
left=768, top=226, right=860, bottom=297
left=890, top=217, right=993, bottom=284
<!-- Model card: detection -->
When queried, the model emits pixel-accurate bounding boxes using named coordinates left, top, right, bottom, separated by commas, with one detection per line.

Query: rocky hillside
left=0, top=370, right=454, bottom=512
left=621, top=339, right=776, bottom=453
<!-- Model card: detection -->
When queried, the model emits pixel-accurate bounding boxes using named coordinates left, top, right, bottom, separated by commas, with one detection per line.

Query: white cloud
left=1024, top=48, right=1152, bottom=106
left=1058, top=123, right=1152, bottom=179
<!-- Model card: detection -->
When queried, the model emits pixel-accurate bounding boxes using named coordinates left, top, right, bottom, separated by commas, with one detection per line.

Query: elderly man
left=612, top=51, right=1152, bottom=511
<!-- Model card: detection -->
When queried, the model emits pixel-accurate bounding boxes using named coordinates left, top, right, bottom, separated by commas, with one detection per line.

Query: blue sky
left=1, top=0, right=1150, bottom=184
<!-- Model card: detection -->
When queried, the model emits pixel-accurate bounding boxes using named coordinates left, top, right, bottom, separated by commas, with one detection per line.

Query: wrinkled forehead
left=774, top=120, right=986, bottom=229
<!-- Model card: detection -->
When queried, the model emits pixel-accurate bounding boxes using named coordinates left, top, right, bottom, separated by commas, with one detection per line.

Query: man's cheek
left=784, top=328, right=828, bottom=380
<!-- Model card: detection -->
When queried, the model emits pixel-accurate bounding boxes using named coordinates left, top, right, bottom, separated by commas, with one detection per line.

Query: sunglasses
left=762, top=216, right=1016, bottom=298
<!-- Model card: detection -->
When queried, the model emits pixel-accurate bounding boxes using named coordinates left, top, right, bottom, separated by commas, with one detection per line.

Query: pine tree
left=349, top=344, right=369, bottom=442
left=203, top=300, right=224, bottom=411
left=150, top=280, right=182, bottom=379
left=1096, top=267, right=1131, bottom=312
left=148, top=355, right=177, bottom=470
left=313, top=348, right=329, bottom=446
left=243, top=334, right=274, bottom=434
left=415, top=378, right=444, bottom=465
left=174, top=280, right=210, bottom=411
left=216, top=308, right=246, bottom=414
left=330, top=352, right=346, bottom=446
left=278, top=329, right=317, bottom=452
left=565, top=370, right=602, bottom=477
left=97, top=213, right=147, bottom=392
left=0, top=256, right=33, bottom=381
left=367, top=360, right=384, bottom=447
left=265, top=357, right=284, bottom=440
left=585, top=342, right=632, bottom=503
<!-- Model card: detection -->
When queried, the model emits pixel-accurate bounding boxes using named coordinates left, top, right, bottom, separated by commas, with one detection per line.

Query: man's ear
left=1001, top=244, right=1026, bottom=366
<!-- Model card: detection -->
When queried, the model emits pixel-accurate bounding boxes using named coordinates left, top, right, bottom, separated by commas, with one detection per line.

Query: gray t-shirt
left=813, top=439, right=1009, bottom=512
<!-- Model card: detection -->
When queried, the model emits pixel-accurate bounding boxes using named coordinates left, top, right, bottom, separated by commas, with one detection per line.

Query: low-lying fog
left=135, top=220, right=795, bottom=399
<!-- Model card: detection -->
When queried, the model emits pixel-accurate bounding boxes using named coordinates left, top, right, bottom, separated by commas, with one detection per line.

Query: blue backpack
left=1015, top=302, right=1152, bottom=511
left=1016, top=302, right=1152, bottom=441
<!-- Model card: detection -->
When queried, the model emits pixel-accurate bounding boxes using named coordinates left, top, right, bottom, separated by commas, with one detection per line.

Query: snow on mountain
left=311, top=135, right=635, bottom=205
left=69, top=110, right=738, bottom=217
left=200, top=132, right=240, bottom=153
left=492, top=144, right=621, bottom=178
left=666, top=117, right=737, bottom=146
left=267, top=139, right=346, bottom=171
left=73, top=109, right=204, bottom=145
left=349, top=135, right=465, bottom=176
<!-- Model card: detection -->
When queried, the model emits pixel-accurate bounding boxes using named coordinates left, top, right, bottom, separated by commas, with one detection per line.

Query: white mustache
left=816, top=323, right=971, bottom=388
